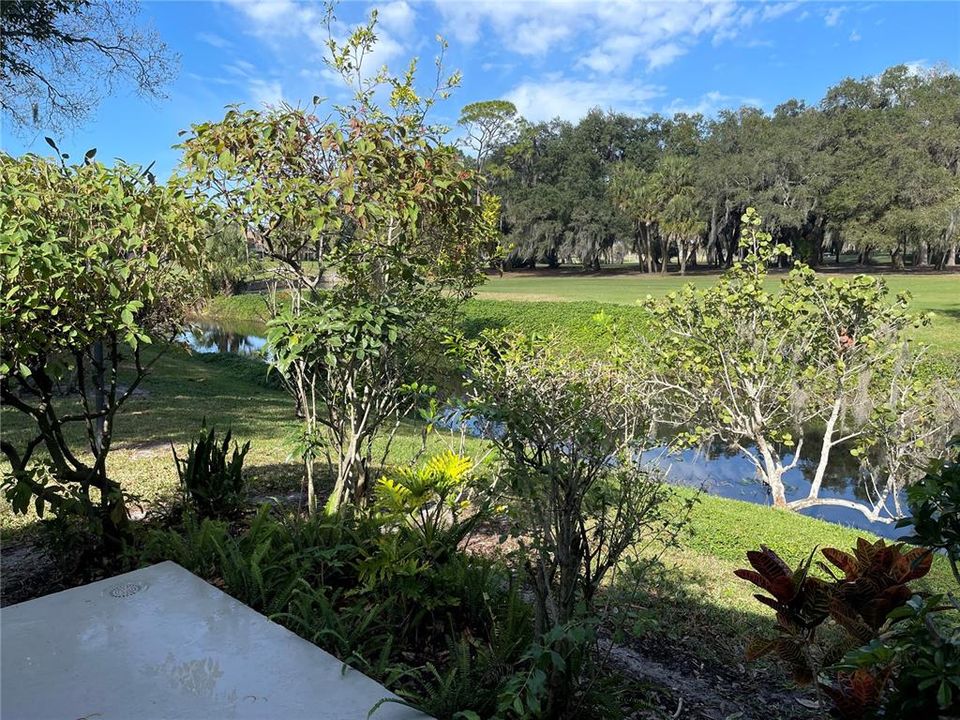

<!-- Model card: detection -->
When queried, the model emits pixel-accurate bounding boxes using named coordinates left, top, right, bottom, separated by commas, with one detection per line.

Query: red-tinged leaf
left=848, top=669, right=883, bottom=703
left=874, top=544, right=894, bottom=571
left=767, top=575, right=796, bottom=602
left=754, top=594, right=783, bottom=613
left=854, top=537, right=873, bottom=563
left=822, top=547, right=857, bottom=578
left=747, top=546, right=791, bottom=580
left=735, top=568, right=771, bottom=591
left=820, top=682, right=871, bottom=720
left=860, top=585, right=913, bottom=628
left=829, top=599, right=875, bottom=643
left=902, top=547, right=932, bottom=581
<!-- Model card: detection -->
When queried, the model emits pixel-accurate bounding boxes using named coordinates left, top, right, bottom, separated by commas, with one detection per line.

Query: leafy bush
left=736, top=538, right=936, bottom=717
left=178, top=11, right=498, bottom=516
left=838, top=594, right=960, bottom=717
left=173, top=423, right=250, bottom=519
left=138, top=453, right=544, bottom=719
left=0, top=147, right=206, bottom=551
left=457, top=331, right=687, bottom=717
left=899, top=438, right=960, bottom=584
left=826, top=441, right=960, bottom=718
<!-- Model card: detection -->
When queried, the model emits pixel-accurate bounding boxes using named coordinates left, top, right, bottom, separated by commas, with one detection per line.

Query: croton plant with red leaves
left=735, top=538, right=932, bottom=718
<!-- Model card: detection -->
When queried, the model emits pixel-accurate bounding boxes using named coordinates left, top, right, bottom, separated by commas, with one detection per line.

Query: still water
left=179, top=320, right=268, bottom=357
left=183, top=318, right=906, bottom=538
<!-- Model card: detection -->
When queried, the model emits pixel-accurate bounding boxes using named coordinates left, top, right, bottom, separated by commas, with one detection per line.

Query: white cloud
left=824, top=6, right=846, bottom=27
left=249, top=78, right=284, bottom=107
left=480, top=61, right=516, bottom=73
left=506, top=77, right=663, bottom=122
left=224, top=59, right=256, bottom=76
left=376, top=0, right=416, bottom=35
left=664, top=90, right=764, bottom=117
left=579, top=36, right=685, bottom=73
left=646, top=42, right=686, bottom=70
left=762, top=2, right=801, bottom=21
left=223, top=0, right=421, bottom=87
left=578, top=35, right=645, bottom=74
left=434, top=0, right=795, bottom=74
left=849, top=30, right=861, bottom=42
left=196, top=32, right=233, bottom=49
left=227, top=0, right=298, bottom=25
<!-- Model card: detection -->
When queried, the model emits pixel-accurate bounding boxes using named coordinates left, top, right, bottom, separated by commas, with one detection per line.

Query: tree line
left=460, top=65, right=960, bottom=273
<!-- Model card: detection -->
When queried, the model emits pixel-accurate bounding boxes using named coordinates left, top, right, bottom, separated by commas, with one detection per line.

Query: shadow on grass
left=602, top=558, right=819, bottom=720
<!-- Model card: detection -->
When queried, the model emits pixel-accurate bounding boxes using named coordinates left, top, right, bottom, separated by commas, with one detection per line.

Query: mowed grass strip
left=474, top=270, right=960, bottom=354
left=203, top=270, right=960, bottom=356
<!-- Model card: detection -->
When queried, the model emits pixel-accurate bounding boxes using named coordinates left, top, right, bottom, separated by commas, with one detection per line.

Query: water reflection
left=178, top=321, right=267, bottom=358
left=637, top=442, right=905, bottom=539
left=438, top=405, right=906, bottom=538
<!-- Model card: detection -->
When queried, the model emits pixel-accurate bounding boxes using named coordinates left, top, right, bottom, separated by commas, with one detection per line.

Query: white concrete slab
left=1, top=561, right=428, bottom=719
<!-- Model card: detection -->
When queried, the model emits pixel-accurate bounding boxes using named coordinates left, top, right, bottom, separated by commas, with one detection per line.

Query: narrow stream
left=181, top=318, right=908, bottom=538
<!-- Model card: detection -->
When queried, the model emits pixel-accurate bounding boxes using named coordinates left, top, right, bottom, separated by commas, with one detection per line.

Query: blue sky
left=3, top=1, right=958, bottom=179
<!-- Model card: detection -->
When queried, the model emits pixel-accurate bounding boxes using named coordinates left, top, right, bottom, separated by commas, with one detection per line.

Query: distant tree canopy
left=474, top=65, right=960, bottom=271
left=0, top=0, right=177, bottom=131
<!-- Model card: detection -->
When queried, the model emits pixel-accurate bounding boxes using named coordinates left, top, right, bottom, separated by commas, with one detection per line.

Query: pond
left=178, top=319, right=268, bottom=357
left=185, top=317, right=907, bottom=538
left=438, top=407, right=907, bottom=539
left=636, top=443, right=906, bottom=539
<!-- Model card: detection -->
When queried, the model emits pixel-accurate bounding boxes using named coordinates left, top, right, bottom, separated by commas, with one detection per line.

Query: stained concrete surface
left=0, top=561, right=428, bottom=719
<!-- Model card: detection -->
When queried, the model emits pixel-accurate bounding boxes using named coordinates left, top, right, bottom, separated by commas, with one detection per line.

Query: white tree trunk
left=808, top=396, right=842, bottom=500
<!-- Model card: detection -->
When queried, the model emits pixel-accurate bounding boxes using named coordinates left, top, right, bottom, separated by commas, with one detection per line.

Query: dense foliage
left=480, top=66, right=959, bottom=271
left=0, top=145, right=205, bottom=549
left=174, top=423, right=250, bottom=520
left=178, top=11, right=497, bottom=514
left=137, top=456, right=545, bottom=720
left=738, top=446, right=960, bottom=718
left=457, top=331, right=689, bottom=716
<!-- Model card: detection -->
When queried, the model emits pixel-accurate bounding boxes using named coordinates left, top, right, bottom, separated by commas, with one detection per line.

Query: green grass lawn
left=475, top=270, right=960, bottom=354
left=203, top=269, right=960, bottom=356
left=0, top=347, right=480, bottom=541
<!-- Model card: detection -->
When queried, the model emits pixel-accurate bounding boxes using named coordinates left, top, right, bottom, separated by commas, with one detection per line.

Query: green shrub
left=137, top=455, right=539, bottom=719
left=173, top=423, right=250, bottom=519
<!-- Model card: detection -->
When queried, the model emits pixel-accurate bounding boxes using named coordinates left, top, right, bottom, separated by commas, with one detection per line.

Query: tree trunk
left=806, top=216, right=825, bottom=267
left=944, top=213, right=958, bottom=267
left=917, top=240, right=929, bottom=267
left=708, top=202, right=719, bottom=267
left=891, top=242, right=904, bottom=270
left=808, top=397, right=843, bottom=501
left=756, top=438, right=788, bottom=508
left=643, top=224, right=654, bottom=274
